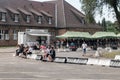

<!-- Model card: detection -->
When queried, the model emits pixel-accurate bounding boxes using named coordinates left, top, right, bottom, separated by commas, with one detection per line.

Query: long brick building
left=0, top=0, right=102, bottom=46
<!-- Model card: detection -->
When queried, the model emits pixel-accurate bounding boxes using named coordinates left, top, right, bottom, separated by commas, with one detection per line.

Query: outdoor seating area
left=15, top=43, right=56, bottom=62
left=56, top=31, right=120, bottom=50
left=17, top=49, right=120, bottom=68
left=14, top=30, right=120, bottom=68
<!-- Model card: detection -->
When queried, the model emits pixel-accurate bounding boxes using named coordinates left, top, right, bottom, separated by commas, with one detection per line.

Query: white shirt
left=82, top=43, right=87, bottom=49
left=28, top=47, right=33, bottom=52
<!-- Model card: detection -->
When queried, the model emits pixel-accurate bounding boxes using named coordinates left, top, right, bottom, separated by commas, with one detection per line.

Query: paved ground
left=0, top=47, right=120, bottom=80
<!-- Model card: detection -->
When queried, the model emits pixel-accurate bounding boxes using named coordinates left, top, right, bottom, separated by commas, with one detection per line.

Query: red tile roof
left=0, top=0, right=102, bottom=29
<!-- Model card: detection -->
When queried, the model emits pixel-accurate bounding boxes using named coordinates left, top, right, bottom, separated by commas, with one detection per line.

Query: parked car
left=110, top=42, right=118, bottom=50
left=69, top=42, right=77, bottom=51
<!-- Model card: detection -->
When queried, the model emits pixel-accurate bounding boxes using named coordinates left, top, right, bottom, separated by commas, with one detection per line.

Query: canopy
left=92, top=32, right=117, bottom=38
left=56, top=31, right=92, bottom=38
left=27, top=31, right=51, bottom=36
left=117, top=33, right=120, bottom=38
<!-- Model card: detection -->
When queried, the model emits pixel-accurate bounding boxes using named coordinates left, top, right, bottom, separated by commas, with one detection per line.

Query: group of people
left=15, top=44, right=35, bottom=58
left=15, top=44, right=56, bottom=62
left=41, top=46, right=56, bottom=62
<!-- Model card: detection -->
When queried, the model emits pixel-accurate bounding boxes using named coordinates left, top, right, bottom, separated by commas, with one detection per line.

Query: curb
left=27, top=54, right=120, bottom=68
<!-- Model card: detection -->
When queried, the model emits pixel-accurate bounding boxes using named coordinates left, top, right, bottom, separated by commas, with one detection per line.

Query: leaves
left=80, top=0, right=120, bottom=31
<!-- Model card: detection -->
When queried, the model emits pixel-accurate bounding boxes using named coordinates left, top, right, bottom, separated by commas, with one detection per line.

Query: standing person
left=82, top=42, right=87, bottom=56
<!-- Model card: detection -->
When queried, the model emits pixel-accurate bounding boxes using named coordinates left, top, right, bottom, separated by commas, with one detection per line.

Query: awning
left=56, top=31, right=91, bottom=38
left=92, top=32, right=117, bottom=38
left=26, top=31, right=51, bottom=36
left=117, top=33, right=120, bottom=38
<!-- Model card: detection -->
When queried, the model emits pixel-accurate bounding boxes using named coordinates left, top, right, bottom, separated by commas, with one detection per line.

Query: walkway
left=0, top=47, right=119, bottom=80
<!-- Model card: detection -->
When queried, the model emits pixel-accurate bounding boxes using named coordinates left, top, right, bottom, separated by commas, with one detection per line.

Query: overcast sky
left=31, top=0, right=116, bottom=23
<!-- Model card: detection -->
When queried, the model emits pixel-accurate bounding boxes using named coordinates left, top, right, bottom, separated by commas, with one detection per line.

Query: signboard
left=54, top=57, right=67, bottom=63
left=66, top=57, right=88, bottom=65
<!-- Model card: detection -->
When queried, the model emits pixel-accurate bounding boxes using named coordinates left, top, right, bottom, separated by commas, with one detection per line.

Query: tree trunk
left=112, top=2, right=120, bottom=31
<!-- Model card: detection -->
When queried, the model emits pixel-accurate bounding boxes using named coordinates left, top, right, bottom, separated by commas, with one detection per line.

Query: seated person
left=47, top=47, right=56, bottom=62
left=16, top=44, right=24, bottom=56
left=23, top=46, right=33, bottom=57
left=33, top=44, right=40, bottom=50
left=42, top=47, right=50, bottom=60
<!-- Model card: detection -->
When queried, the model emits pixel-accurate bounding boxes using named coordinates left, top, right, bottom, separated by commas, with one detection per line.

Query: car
left=110, top=42, right=118, bottom=50
left=69, top=42, right=77, bottom=51
left=111, top=44, right=118, bottom=49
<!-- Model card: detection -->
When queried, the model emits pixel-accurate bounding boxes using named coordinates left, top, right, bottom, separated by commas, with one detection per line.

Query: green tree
left=80, top=0, right=120, bottom=31
left=106, top=21, right=119, bottom=33
left=101, top=18, right=107, bottom=31
left=80, top=0, right=96, bottom=23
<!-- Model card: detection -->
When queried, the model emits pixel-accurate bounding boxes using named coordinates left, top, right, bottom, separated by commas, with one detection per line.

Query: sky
left=31, top=0, right=116, bottom=23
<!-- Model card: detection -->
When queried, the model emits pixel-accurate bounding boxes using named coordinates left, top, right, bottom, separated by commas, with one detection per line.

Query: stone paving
left=0, top=47, right=120, bottom=80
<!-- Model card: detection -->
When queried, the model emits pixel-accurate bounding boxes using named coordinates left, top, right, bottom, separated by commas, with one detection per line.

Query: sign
left=110, top=60, right=120, bottom=68
left=36, top=55, right=42, bottom=60
left=66, top=57, right=88, bottom=65
left=54, top=57, right=66, bottom=63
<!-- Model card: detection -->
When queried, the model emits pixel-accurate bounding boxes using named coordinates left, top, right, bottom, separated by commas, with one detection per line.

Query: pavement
left=0, top=47, right=120, bottom=80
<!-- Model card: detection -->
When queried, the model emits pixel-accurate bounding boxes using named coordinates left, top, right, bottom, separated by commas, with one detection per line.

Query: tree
left=80, top=0, right=96, bottom=23
left=80, top=0, right=120, bottom=31
left=101, top=18, right=107, bottom=31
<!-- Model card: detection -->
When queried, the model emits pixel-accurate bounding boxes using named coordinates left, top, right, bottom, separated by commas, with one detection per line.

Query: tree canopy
left=80, top=0, right=120, bottom=31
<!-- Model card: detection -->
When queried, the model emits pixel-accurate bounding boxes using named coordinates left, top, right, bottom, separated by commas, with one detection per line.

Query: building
left=0, top=0, right=102, bottom=46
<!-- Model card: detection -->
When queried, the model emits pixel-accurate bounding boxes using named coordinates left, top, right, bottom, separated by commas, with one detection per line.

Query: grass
left=101, top=50, right=120, bottom=59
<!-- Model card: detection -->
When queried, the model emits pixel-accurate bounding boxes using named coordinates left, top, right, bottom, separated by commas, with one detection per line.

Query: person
left=27, top=46, right=33, bottom=55
left=48, top=47, right=56, bottom=62
left=42, top=46, right=50, bottom=60
left=82, top=42, right=87, bottom=56
left=33, top=43, right=40, bottom=50
left=23, top=46, right=33, bottom=58
left=16, top=44, right=24, bottom=56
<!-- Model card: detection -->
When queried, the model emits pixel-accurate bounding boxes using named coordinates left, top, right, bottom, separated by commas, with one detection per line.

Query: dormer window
left=26, top=15, right=30, bottom=23
left=48, top=17, right=52, bottom=24
left=38, top=16, right=42, bottom=24
left=1, top=12, right=6, bottom=22
left=29, top=9, right=42, bottom=24
left=18, top=8, right=31, bottom=23
left=41, top=10, right=52, bottom=24
left=14, top=14, right=19, bottom=22
left=6, top=7, right=20, bottom=22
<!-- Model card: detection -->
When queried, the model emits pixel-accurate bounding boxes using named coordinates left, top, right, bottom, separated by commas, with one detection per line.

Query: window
left=4, top=30, right=9, bottom=40
left=48, top=17, right=52, bottom=24
left=50, top=31, right=55, bottom=39
left=26, top=15, right=30, bottom=23
left=37, top=16, right=42, bottom=24
left=0, top=30, right=4, bottom=40
left=13, top=30, right=18, bottom=40
left=1, top=13, right=6, bottom=22
left=14, top=14, right=19, bottom=22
